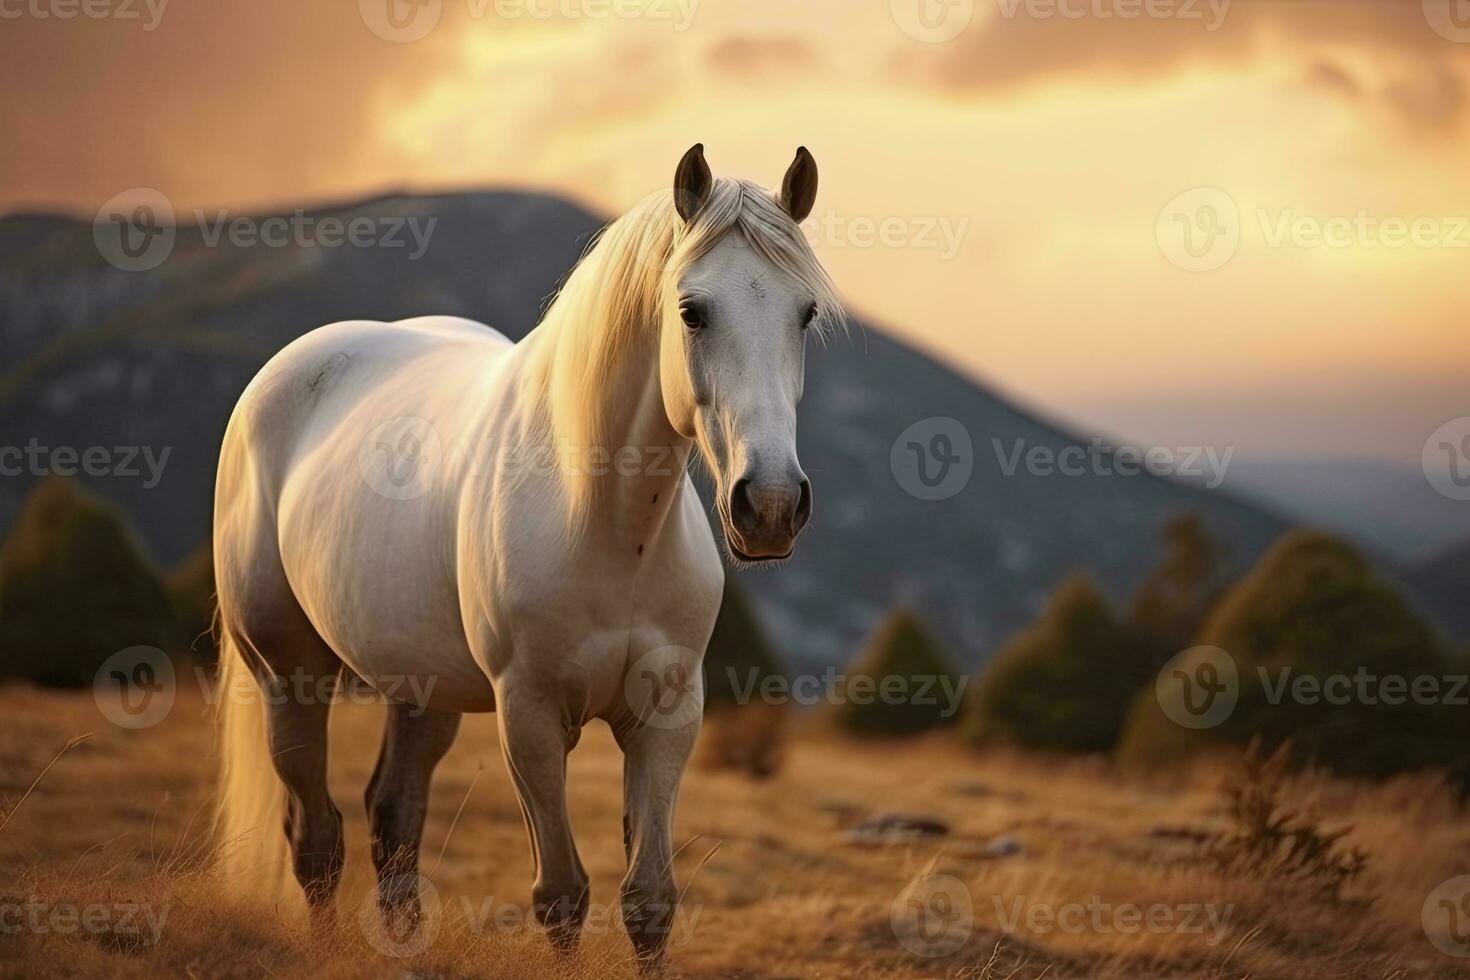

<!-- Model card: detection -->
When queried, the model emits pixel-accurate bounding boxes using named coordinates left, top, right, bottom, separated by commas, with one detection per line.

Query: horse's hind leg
left=219, top=562, right=347, bottom=915
left=216, top=403, right=346, bottom=915
left=255, top=642, right=347, bottom=915
left=366, top=703, right=461, bottom=926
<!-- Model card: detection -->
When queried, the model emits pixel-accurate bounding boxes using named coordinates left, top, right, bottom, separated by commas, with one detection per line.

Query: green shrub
left=1128, top=512, right=1226, bottom=656
left=166, top=542, right=217, bottom=662
left=833, top=607, right=964, bottom=737
left=702, top=576, right=785, bottom=708
left=1117, top=530, right=1469, bottom=782
left=699, top=577, right=788, bottom=777
left=0, top=478, right=184, bottom=686
left=965, top=572, right=1156, bottom=753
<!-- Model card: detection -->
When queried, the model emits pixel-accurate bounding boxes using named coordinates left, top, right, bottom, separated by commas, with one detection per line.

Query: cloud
left=0, top=2, right=463, bottom=212
left=890, top=0, right=1470, bottom=135
left=0, top=2, right=718, bottom=213
left=1385, top=63, right=1468, bottom=133
left=1305, top=58, right=1467, bottom=137
left=705, top=35, right=819, bottom=78
left=1303, top=61, right=1362, bottom=101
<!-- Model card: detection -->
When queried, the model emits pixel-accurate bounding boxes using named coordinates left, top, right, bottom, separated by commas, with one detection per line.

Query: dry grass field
left=1, top=682, right=1469, bottom=979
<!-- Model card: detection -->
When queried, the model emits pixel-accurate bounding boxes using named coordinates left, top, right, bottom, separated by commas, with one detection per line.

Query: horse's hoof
left=378, top=901, right=424, bottom=940
left=544, top=921, right=583, bottom=956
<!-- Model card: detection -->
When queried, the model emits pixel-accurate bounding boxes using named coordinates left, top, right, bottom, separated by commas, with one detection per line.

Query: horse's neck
left=602, top=333, right=691, bottom=538
left=541, top=313, right=692, bottom=545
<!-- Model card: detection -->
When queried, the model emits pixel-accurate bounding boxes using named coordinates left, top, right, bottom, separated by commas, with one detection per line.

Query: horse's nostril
left=729, top=478, right=757, bottom=533
left=792, top=479, right=812, bottom=534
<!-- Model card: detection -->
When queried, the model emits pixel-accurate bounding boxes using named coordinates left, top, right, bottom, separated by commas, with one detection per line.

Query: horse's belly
left=270, top=359, right=503, bottom=710
left=315, top=600, right=494, bottom=713
left=273, top=438, right=496, bottom=709
left=279, top=528, right=496, bottom=712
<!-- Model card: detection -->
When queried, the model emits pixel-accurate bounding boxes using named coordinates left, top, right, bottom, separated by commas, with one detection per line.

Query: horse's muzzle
left=726, top=469, right=811, bottom=560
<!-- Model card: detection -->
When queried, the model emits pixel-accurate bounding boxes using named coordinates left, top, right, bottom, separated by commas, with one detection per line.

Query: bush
left=698, top=577, right=787, bottom=777
left=1117, top=530, right=1469, bottom=782
left=702, top=577, right=785, bottom=708
left=166, top=542, right=217, bottom=662
left=833, top=607, right=964, bottom=737
left=1128, top=512, right=1226, bottom=656
left=0, top=478, right=184, bottom=686
left=965, top=572, right=1156, bottom=753
left=698, top=701, right=785, bottom=779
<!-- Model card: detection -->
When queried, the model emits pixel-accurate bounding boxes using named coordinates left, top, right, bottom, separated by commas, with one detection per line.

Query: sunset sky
left=3, top=0, right=1468, bottom=465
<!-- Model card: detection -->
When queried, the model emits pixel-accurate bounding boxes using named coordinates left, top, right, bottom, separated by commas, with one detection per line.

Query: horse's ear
left=673, top=143, right=713, bottom=223
left=778, top=146, right=818, bottom=223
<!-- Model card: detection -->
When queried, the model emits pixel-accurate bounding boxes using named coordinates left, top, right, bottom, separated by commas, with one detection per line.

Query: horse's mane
left=530, top=177, right=844, bottom=530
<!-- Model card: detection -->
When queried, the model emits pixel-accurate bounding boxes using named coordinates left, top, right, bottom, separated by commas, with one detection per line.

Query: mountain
left=1418, top=542, right=1470, bottom=593
left=1219, top=458, right=1467, bottom=564
left=0, top=190, right=1409, bottom=668
left=1410, top=542, right=1470, bottom=647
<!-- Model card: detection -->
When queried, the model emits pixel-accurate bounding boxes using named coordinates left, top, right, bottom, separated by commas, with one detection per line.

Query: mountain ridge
left=2, top=189, right=1457, bottom=665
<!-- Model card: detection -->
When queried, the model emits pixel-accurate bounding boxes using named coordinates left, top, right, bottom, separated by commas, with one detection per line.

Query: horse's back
left=247, top=314, right=508, bottom=395
left=228, top=315, right=510, bottom=465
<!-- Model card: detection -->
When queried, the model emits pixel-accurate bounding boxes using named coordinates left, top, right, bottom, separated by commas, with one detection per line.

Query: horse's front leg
left=614, top=713, right=702, bottom=968
left=497, top=687, right=590, bottom=950
left=366, top=703, right=461, bottom=929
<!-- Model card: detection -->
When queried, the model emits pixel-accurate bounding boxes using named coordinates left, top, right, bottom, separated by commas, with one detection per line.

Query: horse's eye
left=801, top=303, right=818, bottom=329
left=680, top=305, right=704, bottom=330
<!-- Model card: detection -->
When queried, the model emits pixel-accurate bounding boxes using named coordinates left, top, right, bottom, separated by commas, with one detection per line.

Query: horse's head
left=657, top=144, right=841, bottom=563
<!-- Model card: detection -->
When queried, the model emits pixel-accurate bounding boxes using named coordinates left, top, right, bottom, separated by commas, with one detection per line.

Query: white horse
left=212, top=145, right=841, bottom=964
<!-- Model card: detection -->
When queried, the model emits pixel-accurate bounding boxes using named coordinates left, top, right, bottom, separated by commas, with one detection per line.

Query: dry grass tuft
left=696, top=704, right=784, bottom=779
left=1205, top=738, right=1371, bottom=904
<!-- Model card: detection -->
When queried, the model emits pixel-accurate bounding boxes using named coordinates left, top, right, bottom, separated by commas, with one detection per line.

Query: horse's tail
left=214, top=624, right=296, bottom=907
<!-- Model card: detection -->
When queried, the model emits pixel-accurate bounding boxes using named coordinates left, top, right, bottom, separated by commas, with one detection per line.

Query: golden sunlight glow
left=2, top=0, right=1467, bottom=462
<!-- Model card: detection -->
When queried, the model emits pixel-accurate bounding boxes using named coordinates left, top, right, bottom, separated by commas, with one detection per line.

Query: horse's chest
left=495, top=553, right=708, bottom=643
left=476, top=537, right=721, bottom=699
